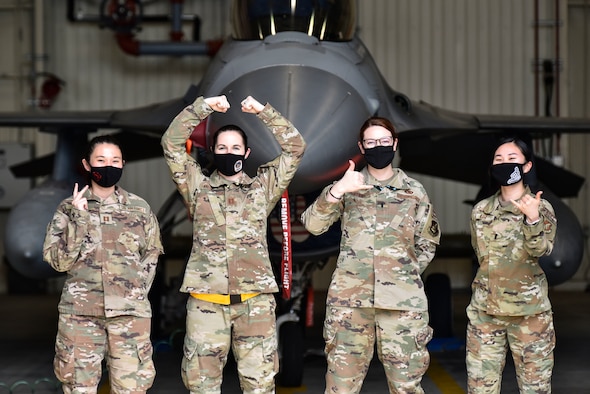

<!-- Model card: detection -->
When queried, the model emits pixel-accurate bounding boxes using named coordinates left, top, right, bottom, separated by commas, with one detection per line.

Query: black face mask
left=90, top=165, right=123, bottom=188
left=490, top=163, right=524, bottom=186
left=363, top=145, right=395, bottom=169
left=213, top=153, right=245, bottom=176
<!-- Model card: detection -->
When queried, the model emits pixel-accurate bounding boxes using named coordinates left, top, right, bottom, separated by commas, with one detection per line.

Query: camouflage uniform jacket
left=470, top=187, right=556, bottom=316
left=301, top=167, right=440, bottom=311
left=161, top=96, right=306, bottom=295
left=43, top=186, right=163, bottom=318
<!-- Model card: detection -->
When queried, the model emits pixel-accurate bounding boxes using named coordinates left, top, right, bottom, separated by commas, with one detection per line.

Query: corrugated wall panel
left=41, top=1, right=231, bottom=216
left=1, top=1, right=588, bottom=288
left=0, top=1, right=37, bottom=144
left=567, top=3, right=590, bottom=219
left=358, top=0, right=557, bottom=234
left=566, top=2, right=590, bottom=284
left=0, top=1, right=586, bottom=237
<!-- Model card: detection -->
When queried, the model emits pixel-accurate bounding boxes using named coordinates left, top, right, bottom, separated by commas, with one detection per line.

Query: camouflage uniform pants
left=323, top=306, right=432, bottom=394
left=466, top=305, right=555, bottom=394
left=182, top=293, right=278, bottom=394
left=53, top=314, right=155, bottom=394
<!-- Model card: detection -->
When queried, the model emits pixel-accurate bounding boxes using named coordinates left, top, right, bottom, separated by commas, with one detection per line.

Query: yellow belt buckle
left=191, top=293, right=259, bottom=305
left=191, top=293, right=229, bottom=304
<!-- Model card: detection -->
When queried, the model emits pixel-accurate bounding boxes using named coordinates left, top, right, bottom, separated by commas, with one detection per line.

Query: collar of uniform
left=209, top=170, right=255, bottom=188
left=361, top=166, right=406, bottom=190
left=85, top=185, right=129, bottom=205
left=483, top=186, right=531, bottom=215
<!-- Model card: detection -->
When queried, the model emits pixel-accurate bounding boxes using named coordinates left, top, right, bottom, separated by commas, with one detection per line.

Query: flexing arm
left=161, top=96, right=217, bottom=208
left=254, top=100, right=306, bottom=209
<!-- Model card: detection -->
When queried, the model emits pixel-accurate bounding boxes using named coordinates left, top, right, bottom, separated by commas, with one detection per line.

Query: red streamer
left=280, top=190, right=292, bottom=299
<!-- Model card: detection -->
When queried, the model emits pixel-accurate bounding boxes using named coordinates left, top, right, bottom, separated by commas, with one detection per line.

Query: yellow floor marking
left=277, top=384, right=308, bottom=393
left=98, top=379, right=110, bottom=394
left=427, top=356, right=466, bottom=394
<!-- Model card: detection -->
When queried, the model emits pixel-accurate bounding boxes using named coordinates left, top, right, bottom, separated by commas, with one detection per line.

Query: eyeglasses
left=362, top=136, right=394, bottom=148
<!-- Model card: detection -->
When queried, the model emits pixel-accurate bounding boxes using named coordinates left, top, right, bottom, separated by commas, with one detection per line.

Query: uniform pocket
left=523, top=324, right=555, bottom=358
left=53, top=334, right=75, bottom=385
left=263, top=331, right=279, bottom=372
left=182, top=335, right=198, bottom=361
left=323, top=308, right=338, bottom=356
left=414, top=325, right=434, bottom=348
left=181, top=335, right=201, bottom=389
left=137, top=340, right=153, bottom=364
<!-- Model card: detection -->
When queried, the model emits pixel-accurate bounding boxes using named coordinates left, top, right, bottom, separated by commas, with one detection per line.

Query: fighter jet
left=1, top=0, right=588, bottom=386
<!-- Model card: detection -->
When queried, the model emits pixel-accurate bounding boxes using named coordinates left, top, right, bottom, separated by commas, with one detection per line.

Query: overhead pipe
left=67, top=0, right=222, bottom=57
left=114, top=31, right=223, bottom=56
left=67, top=0, right=187, bottom=23
left=107, top=0, right=223, bottom=57
left=169, top=0, right=184, bottom=41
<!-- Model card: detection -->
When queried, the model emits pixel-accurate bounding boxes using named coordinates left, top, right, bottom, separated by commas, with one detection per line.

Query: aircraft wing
left=475, top=112, right=590, bottom=132
left=108, top=85, right=199, bottom=132
left=394, top=100, right=589, bottom=198
left=0, top=84, right=198, bottom=133
left=0, top=85, right=200, bottom=178
left=0, top=110, right=116, bottom=130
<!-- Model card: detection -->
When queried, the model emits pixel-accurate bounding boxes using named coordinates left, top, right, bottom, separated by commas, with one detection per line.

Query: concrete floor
left=1, top=289, right=589, bottom=393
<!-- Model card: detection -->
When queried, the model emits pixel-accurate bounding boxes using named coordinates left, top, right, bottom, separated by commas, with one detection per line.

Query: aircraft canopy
left=231, top=0, right=357, bottom=41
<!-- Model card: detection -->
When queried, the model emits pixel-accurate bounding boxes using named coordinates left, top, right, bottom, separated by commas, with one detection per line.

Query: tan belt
left=191, top=293, right=259, bottom=305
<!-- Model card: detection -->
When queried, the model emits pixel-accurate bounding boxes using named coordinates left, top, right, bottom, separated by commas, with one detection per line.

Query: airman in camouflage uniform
left=301, top=117, right=440, bottom=394
left=467, top=137, right=557, bottom=394
left=161, top=95, right=305, bottom=394
left=43, top=135, right=163, bottom=394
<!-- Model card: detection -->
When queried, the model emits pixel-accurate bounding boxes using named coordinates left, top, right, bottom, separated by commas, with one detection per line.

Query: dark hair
left=358, top=117, right=398, bottom=142
left=85, top=134, right=125, bottom=162
left=211, top=124, right=248, bottom=150
left=493, top=136, right=533, bottom=163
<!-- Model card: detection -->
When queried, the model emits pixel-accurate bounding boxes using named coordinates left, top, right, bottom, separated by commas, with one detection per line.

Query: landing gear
left=425, top=272, right=454, bottom=338
left=277, top=317, right=305, bottom=387
left=275, top=259, right=325, bottom=387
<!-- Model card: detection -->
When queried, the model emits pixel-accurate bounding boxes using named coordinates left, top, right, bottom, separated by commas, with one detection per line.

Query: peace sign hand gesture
left=72, top=183, right=89, bottom=211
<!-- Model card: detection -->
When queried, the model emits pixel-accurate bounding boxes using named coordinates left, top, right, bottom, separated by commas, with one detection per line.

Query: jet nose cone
left=207, top=65, right=373, bottom=194
left=4, top=227, right=57, bottom=279
left=4, top=183, right=69, bottom=279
